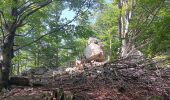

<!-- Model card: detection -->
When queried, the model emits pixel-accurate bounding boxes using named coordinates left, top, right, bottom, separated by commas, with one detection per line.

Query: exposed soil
left=0, top=62, right=170, bottom=100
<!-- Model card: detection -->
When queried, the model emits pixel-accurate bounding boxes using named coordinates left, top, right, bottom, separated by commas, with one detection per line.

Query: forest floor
left=0, top=61, right=170, bottom=100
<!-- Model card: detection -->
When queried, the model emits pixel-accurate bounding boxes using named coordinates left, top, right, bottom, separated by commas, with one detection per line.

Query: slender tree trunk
left=0, top=62, right=2, bottom=91
left=55, top=47, right=59, bottom=67
left=108, top=32, right=112, bottom=62
left=17, top=59, right=20, bottom=75
left=37, top=52, right=40, bottom=67
left=34, top=54, right=37, bottom=67
left=118, top=0, right=136, bottom=58
left=15, top=50, right=20, bottom=75
left=119, top=0, right=129, bottom=57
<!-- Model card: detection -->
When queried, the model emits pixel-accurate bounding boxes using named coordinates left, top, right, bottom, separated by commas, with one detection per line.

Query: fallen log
left=9, top=77, right=30, bottom=86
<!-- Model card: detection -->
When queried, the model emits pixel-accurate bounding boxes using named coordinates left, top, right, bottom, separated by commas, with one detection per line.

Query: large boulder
left=127, top=49, right=145, bottom=63
left=87, top=37, right=104, bottom=47
left=84, top=37, right=105, bottom=62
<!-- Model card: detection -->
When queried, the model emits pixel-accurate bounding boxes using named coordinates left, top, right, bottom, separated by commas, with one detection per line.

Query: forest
left=0, top=0, right=170, bottom=100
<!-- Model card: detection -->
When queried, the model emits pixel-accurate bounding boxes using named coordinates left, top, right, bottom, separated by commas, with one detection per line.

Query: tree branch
left=15, top=27, right=34, bottom=37
left=17, top=0, right=52, bottom=27
left=0, top=11, right=7, bottom=28
left=0, top=12, right=5, bottom=44
left=135, top=39, right=153, bottom=50
left=18, top=1, right=37, bottom=15
left=14, top=0, right=91, bottom=51
left=14, top=12, right=79, bottom=51
left=131, top=1, right=165, bottom=42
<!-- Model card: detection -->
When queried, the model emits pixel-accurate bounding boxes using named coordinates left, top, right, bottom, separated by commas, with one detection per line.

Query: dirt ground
left=0, top=63, right=170, bottom=100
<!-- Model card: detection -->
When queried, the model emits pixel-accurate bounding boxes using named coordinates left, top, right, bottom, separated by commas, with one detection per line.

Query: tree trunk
left=118, top=0, right=129, bottom=57
left=108, top=32, right=112, bottom=62
left=17, top=58, right=20, bottom=75
left=56, top=47, right=59, bottom=67
left=0, top=62, right=2, bottom=91
left=0, top=0, right=18, bottom=90
left=118, top=0, right=136, bottom=58
left=1, top=31, right=15, bottom=88
left=0, top=0, right=52, bottom=90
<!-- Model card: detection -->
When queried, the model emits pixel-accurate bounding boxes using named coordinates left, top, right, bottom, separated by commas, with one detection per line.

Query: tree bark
left=1, top=30, right=15, bottom=88
left=0, top=0, right=52, bottom=90
left=108, top=32, right=112, bottom=62
left=118, top=0, right=136, bottom=58
left=1, top=32, right=15, bottom=87
left=56, top=47, right=59, bottom=67
left=0, top=0, right=18, bottom=89
left=0, top=62, right=2, bottom=91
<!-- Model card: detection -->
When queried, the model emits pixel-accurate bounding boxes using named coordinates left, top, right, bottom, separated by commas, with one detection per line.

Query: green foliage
left=75, top=25, right=96, bottom=38
left=0, top=0, right=101, bottom=75
left=94, top=0, right=170, bottom=60
left=2, top=0, right=169, bottom=75
left=94, top=2, right=120, bottom=61
left=133, top=0, right=170, bottom=57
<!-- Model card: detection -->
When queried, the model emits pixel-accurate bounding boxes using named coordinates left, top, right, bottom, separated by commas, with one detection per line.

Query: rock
left=21, top=69, right=33, bottom=76
left=21, top=67, right=48, bottom=76
left=133, top=69, right=145, bottom=77
left=75, top=59, right=83, bottom=69
left=34, top=67, right=48, bottom=75
left=127, top=49, right=145, bottom=63
left=52, top=70, right=63, bottom=76
left=88, top=37, right=102, bottom=45
left=65, top=67, right=79, bottom=74
left=84, top=38, right=105, bottom=62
